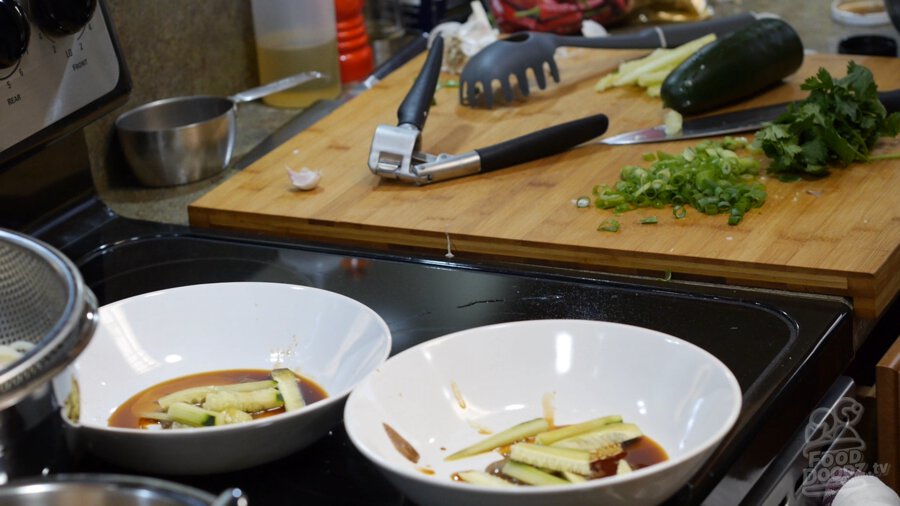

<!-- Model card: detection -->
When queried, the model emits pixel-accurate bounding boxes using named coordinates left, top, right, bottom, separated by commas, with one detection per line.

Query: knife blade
left=601, top=89, right=900, bottom=145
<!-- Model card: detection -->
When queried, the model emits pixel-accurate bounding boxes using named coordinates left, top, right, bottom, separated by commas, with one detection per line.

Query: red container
left=335, top=0, right=374, bottom=82
left=488, top=0, right=634, bottom=35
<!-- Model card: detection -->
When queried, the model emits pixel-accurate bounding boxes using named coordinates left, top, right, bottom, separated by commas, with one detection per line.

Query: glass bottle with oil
left=250, top=0, right=342, bottom=108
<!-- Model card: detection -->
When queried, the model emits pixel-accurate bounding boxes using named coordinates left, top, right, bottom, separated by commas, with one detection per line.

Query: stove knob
left=0, top=0, right=30, bottom=69
left=31, top=0, right=97, bottom=36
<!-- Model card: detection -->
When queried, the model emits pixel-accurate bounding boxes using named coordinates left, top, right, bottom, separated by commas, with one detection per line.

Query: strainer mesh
left=0, top=244, right=70, bottom=346
left=0, top=230, right=96, bottom=404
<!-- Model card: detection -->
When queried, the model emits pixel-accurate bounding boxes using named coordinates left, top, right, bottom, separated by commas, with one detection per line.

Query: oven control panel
left=0, top=0, right=121, bottom=152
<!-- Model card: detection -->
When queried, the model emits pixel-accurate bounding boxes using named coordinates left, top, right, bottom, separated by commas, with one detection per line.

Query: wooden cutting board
left=189, top=49, right=900, bottom=319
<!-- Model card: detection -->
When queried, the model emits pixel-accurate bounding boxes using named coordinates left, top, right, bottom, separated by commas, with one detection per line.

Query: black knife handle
left=397, top=36, right=443, bottom=130
left=475, top=114, right=609, bottom=173
left=880, top=89, right=900, bottom=113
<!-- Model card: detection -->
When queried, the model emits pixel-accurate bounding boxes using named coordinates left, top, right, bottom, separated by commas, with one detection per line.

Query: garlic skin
left=427, top=1, right=498, bottom=74
left=663, top=109, right=684, bottom=136
left=286, top=167, right=321, bottom=191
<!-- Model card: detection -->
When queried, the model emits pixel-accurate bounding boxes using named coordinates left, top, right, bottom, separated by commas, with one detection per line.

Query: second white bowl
left=345, top=319, right=741, bottom=506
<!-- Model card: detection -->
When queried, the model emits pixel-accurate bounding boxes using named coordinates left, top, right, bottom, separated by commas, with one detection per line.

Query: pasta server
left=459, top=12, right=766, bottom=108
left=368, top=36, right=609, bottom=185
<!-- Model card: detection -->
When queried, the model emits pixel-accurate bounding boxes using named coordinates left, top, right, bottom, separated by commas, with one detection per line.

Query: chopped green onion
left=575, top=196, right=591, bottom=208
left=590, top=137, right=765, bottom=226
left=639, top=216, right=658, bottom=224
left=596, top=193, right=626, bottom=209
left=598, top=218, right=620, bottom=232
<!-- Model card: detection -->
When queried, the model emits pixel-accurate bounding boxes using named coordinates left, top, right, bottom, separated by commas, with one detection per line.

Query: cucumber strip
left=219, top=407, right=253, bottom=425
left=167, top=402, right=220, bottom=427
left=202, top=387, right=283, bottom=413
left=158, top=388, right=211, bottom=410
left=534, top=414, right=623, bottom=445
left=138, top=411, right=171, bottom=422
left=445, top=417, right=550, bottom=461
left=562, top=471, right=588, bottom=483
left=551, top=422, right=643, bottom=453
left=501, top=461, right=569, bottom=486
left=590, top=442, right=625, bottom=461
left=636, top=68, right=673, bottom=87
left=613, top=34, right=716, bottom=86
left=271, top=368, right=306, bottom=411
left=617, top=459, right=633, bottom=475
left=455, top=470, right=515, bottom=487
left=509, top=443, right=592, bottom=475
left=157, top=380, right=277, bottom=409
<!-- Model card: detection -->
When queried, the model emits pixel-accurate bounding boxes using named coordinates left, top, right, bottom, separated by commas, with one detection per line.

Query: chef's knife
left=601, top=89, right=900, bottom=145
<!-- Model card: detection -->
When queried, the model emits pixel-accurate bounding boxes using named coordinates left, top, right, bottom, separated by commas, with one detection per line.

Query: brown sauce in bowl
left=108, top=368, right=327, bottom=429
left=594, top=435, right=668, bottom=477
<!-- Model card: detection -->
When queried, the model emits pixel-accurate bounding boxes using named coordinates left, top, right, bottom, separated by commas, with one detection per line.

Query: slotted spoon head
left=459, top=32, right=561, bottom=108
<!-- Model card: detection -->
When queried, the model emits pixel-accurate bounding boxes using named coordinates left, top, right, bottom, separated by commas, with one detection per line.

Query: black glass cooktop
left=44, top=209, right=852, bottom=505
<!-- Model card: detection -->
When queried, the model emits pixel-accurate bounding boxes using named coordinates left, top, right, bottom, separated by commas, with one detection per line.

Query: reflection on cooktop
left=77, top=234, right=793, bottom=389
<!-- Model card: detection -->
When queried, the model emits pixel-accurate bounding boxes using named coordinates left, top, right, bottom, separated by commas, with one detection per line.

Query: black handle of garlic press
left=397, top=36, right=443, bottom=130
left=475, top=114, right=609, bottom=173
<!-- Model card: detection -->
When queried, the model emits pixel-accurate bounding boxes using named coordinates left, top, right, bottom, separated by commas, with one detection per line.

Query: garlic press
left=367, top=37, right=609, bottom=185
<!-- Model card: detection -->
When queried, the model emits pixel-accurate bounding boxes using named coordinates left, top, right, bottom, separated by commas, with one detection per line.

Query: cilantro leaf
left=754, top=61, right=900, bottom=175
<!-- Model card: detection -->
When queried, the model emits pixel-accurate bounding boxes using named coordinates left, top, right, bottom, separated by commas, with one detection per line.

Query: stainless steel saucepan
left=115, top=71, right=323, bottom=187
left=0, top=474, right=242, bottom=505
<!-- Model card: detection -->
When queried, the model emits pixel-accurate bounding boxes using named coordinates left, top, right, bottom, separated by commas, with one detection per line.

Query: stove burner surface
left=46, top=214, right=852, bottom=505
left=82, top=234, right=791, bottom=387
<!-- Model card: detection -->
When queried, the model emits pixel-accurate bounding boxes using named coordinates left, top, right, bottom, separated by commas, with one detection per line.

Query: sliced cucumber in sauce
left=272, top=368, right=306, bottom=411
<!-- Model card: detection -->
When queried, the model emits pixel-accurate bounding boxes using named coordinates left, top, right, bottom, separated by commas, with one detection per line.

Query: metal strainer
left=0, top=228, right=97, bottom=411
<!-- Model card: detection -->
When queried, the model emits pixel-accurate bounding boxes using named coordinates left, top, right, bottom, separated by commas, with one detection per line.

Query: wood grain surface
left=189, top=49, right=900, bottom=319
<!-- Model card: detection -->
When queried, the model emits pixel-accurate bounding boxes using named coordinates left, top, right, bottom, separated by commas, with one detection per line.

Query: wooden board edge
left=876, top=335, right=900, bottom=492
left=188, top=205, right=886, bottom=318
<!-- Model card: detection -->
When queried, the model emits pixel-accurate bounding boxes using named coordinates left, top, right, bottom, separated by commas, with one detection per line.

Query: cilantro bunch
left=754, top=62, right=900, bottom=177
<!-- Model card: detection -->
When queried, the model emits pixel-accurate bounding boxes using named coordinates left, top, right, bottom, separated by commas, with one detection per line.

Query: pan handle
left=475, top=114, right=609, bottom=173
left=229, top=71, right=325, bottom=104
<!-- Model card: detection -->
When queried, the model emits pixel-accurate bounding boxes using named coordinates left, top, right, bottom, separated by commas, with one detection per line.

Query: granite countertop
left=90, top=0, right=412, bottom=226
left=96, top=0, right=900, bottom=226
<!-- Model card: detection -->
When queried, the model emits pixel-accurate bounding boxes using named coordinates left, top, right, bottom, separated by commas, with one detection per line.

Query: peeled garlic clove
left=287, top=167, right=321, bottom=191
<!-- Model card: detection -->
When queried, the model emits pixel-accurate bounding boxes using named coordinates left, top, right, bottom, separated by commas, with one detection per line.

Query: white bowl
left=344, top=319, right=741, bottom=506
left=53, top=282, right=391, bottom=475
